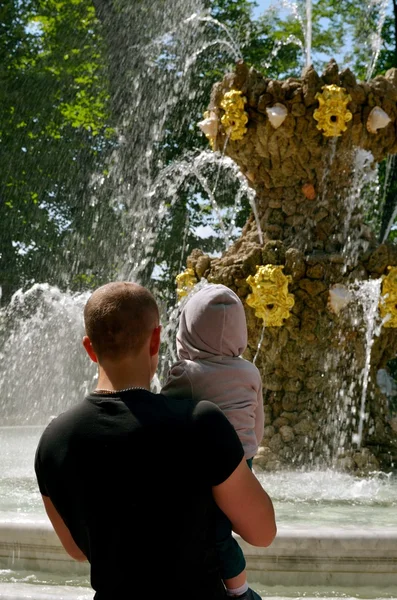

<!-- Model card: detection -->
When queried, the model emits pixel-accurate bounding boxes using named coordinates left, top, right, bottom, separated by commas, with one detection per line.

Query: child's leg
left=214, top=503, right=247, bottom=594
left=215, top=457, right=260, bottom=598
left=223, top=572, right=248, bottom=592
left=222, top=458, right=260, bottom=598
left=216, top=505, right=262, bottom=599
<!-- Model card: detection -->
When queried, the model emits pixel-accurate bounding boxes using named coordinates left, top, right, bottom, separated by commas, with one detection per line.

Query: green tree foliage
left=370, top=2, right=397, bottom=243
left=0, top=0, right=119, bottom=303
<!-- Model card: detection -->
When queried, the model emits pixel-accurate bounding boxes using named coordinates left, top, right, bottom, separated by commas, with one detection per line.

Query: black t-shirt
left=34, top=390, right=244, bottom=600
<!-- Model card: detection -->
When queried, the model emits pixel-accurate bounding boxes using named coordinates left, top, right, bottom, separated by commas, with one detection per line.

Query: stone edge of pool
left=0, top=522, right=396, bottom=589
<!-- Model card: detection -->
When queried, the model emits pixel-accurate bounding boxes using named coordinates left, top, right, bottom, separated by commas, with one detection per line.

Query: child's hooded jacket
left=161, top=284, right=264, bottom=459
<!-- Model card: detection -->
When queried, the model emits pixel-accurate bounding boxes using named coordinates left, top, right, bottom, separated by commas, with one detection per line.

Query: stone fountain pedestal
left=185, top=60, right=397, bottom=473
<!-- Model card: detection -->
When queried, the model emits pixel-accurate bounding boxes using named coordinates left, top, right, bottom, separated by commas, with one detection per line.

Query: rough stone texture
left=188, top=60, right=397, bottom=474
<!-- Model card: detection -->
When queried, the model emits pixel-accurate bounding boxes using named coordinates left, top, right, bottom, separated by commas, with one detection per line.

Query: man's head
left=83, top=282, right=160, bottom=370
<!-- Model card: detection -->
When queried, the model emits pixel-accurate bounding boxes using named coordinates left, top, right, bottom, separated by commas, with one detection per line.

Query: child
left=162, top=283, right=264, bottom=600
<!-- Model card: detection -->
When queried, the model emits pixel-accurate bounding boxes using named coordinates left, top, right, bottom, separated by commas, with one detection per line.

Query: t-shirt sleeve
left=34, top=418, right=60, bottom=497
left=34, top=433, right=49, bottom=496
left=192, top=400, right=244, bottom=486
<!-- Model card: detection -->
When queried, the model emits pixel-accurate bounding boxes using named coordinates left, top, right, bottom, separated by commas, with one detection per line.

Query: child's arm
left=254, top=374, right=265, bottom=446
left=160, top=361, right=194, bottom=399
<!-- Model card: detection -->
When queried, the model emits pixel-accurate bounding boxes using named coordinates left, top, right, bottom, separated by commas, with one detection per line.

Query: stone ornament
left=220, top=89, right=248, bottom=141
left=246, top=264, right=295, bottom=326
left=379, top=266, right=397, bottom=327
left=198, top=110, right=219, bottom=148
left=176, top=267, right=198, bottom=301
left=366, top=106, right=392, bottom=134
left=266, top=103, right=288, bottom=129
left=327, top=283, right=352, bottom=315
left=313, top=84, right=353, bottom=137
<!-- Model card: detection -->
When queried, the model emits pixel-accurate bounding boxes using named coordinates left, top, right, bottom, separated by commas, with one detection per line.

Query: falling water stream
left=185, top=13, right=243, bottom=61
left=253, top=326, right=266, bottom=366
left=351, top=279, right=383, bottom=448
left=366, top=0, right=390, bottom=81
left=305, top=0, right=312, bottom=67
left=381, top=155, right=397, bottom=242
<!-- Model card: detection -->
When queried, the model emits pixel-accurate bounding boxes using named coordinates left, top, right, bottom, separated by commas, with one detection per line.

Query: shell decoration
left=327, top=284, right=352, bottom=315
left=379, top=266, right=397, bottom=328
left=176, top=267, right=198, bottom=301
left=313, top=84, right=352, bottom=137
left=198, top=110, right=219, bottom=148
left=246, top=264, right=295, bottom=326
left=266, top=103, right=288, bottom=129
left=367, top=106, right=391, bottom=134
left=220, top=89, right=248, bottom=141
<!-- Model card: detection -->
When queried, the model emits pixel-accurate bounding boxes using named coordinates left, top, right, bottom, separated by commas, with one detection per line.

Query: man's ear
left=149, top=326, right=161, bottom=357
left=82, top=336, right=98, bottom=363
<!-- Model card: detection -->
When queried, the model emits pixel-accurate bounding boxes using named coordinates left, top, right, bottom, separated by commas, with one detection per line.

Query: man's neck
left=94, top=357, right=151, bottom=392
left=95, top=376, right=150, bottom=392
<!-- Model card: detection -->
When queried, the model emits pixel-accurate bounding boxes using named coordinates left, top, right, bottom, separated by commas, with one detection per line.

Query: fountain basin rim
left=1, top=519, right=397, bottom=539
left=1, top=520, right=397, bottom=554
left=0, top=521, right=396, bottom=588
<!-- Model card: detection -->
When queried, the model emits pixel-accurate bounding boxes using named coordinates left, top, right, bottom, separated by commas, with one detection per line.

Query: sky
left=250, top=0, right=391, bottom=75
left=253, top=0, right=281, bottom=19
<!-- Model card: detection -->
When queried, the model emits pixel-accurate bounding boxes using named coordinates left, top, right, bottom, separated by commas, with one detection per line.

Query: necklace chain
left=92, top=386, right=149, bottom=395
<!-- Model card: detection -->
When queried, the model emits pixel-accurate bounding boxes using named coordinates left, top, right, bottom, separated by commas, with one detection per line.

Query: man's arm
left=41, top=495, right=87, bottom=562
left=212, top=458, right=276, bottom=547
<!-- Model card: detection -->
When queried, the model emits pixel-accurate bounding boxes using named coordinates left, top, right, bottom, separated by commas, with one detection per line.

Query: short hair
left=84, top=282, right=159, bottom=360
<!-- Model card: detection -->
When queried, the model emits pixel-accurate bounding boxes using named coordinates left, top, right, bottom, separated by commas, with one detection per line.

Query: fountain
left=1, top=0, right=397, bottom=598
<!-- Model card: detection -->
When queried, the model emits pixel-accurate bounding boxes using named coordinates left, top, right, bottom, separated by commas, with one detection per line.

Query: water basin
left=2, top=426, right=396, bottom=527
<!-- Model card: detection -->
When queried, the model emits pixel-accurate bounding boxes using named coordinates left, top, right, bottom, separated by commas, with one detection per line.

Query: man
left=34, top=281, right=277, bottom=600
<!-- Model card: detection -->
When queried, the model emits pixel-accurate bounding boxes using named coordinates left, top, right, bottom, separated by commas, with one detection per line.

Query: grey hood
left=176, top=284, right=247, bottom=360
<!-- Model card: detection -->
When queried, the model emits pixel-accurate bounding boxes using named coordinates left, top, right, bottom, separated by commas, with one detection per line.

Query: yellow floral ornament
left=313, top=84, right=352, bottom=137
left=176, top=267, right=198, bottom=301
left=379, top=266, right=397, bottom=327
left=220, top=89, right=248, bottom=141
left=246, top=264, right=295, bottom=326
